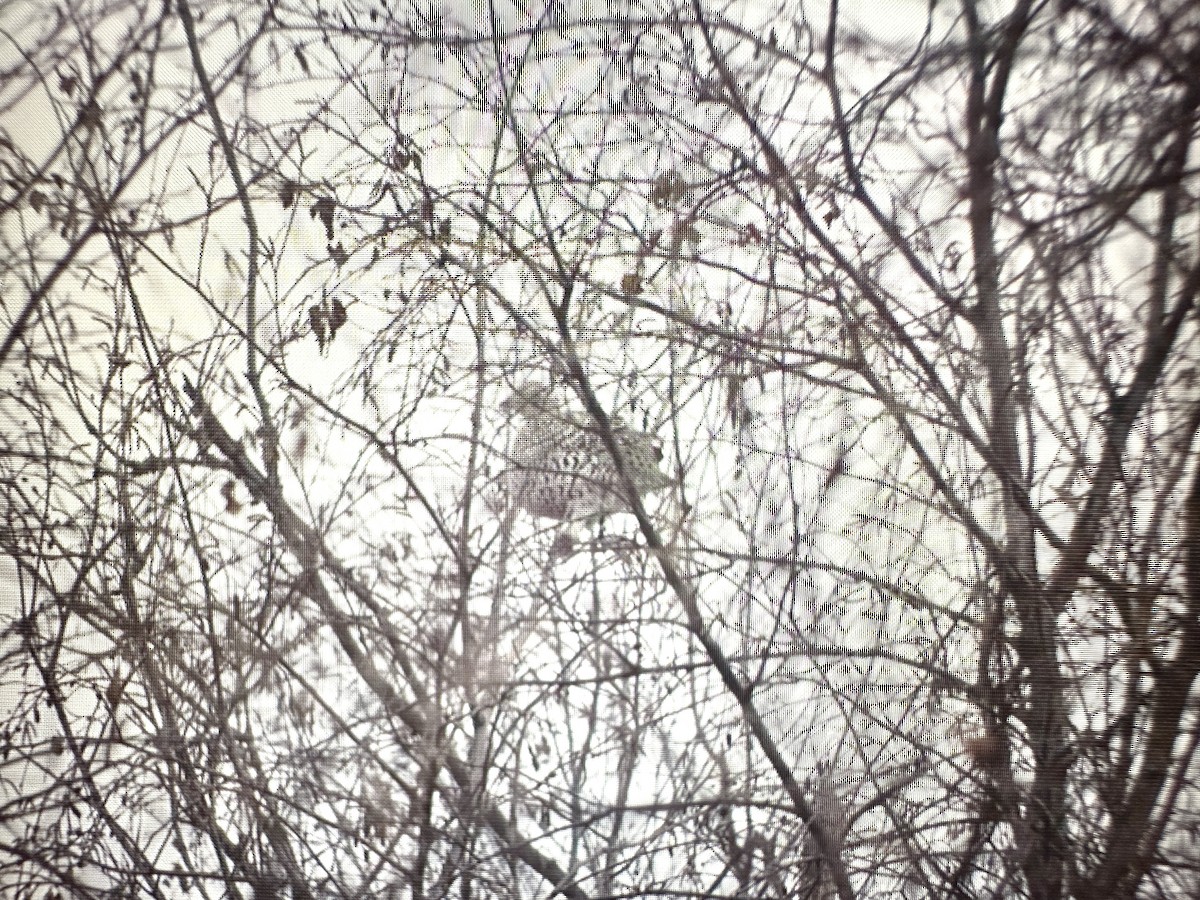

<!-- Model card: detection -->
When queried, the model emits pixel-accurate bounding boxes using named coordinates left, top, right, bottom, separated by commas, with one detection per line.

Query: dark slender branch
left=176, top=0, right=278, bottom=480
left=181, top=380, right=594, bottom=900
left=552, top=286, right=857, bottom=900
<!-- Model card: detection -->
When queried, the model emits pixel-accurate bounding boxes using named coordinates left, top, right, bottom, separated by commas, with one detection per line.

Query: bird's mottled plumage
left=497, top=383, right=673, bottom=521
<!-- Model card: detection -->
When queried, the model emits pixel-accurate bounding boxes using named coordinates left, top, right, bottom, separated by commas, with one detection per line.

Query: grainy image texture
left=1, top=1, right=1198, bottom=899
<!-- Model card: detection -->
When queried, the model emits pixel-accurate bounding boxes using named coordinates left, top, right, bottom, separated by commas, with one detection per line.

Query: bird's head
left=499, top=381, right=555, bottom=418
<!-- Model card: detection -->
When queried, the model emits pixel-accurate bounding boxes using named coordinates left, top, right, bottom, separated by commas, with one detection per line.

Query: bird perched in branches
left=495, top=382, right=674, bottom=523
